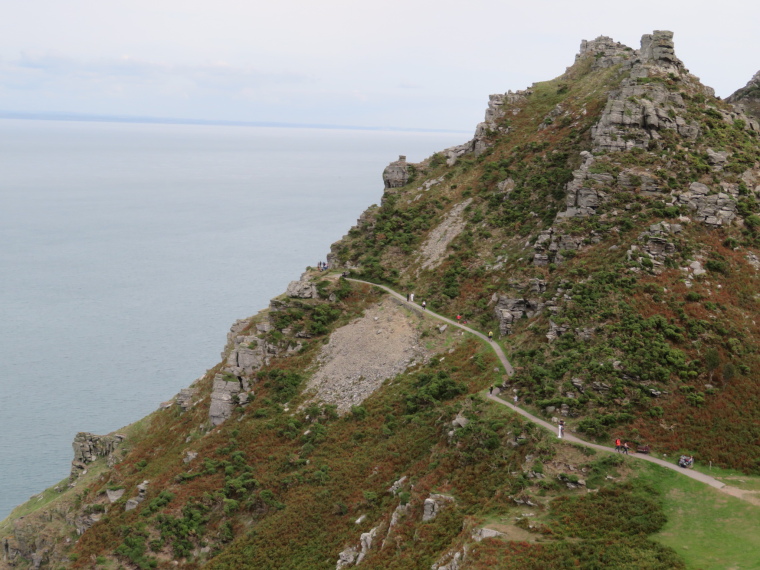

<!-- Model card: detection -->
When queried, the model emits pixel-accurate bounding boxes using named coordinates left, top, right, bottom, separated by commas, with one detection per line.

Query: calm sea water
left=0, top=119, right=465, bottom=519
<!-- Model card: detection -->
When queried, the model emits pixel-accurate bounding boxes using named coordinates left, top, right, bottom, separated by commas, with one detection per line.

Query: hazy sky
left=1, top=0, right=758, bottom=131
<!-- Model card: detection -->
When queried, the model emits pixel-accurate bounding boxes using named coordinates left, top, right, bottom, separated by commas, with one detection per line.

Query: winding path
left=346, top=278, right=757, bottom=501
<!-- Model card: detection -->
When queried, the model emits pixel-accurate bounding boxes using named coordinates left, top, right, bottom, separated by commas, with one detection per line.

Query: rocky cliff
left=4, top=30, right=760, bottom=569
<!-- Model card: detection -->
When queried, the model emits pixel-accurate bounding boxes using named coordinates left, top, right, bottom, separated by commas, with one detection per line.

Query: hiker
left=421, top=300, right=427, bottom=310
left=489, top=386, right=493, bottom=395
left=623, top=442, right=630, bottom=455
left=410, top=292, right=415, bottom=303
left=488, top=331, right=493, bottom=341
left=513, top=394, right=518, bottom=404
left=615, top=438, right=622, bottom=453
left=558, top=420, right=565, bottom=439
left=406, top=292, right=410, bottom=302
left=456, top=314, right=462, bottom=323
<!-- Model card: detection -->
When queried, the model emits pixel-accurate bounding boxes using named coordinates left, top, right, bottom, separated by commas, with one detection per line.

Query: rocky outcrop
left=422, top=494, right=454, bottom=522
left=494, top=297, right=544, bottom=336
left=336, top=526, right=379, bottom=568
left=577, top=36, right=633, bottom=70
left=381, top=503, right=409, bottom=549
left=533, top=228, right=587, bottom=265
left=124, top=480, right=149, bottom=512
left=676, top=182, right=738, bottom=226
left=626, top=222, right=682, bottom=272
left=556, top=152, right=610, bottom=219
left=286, top=276, right=319, bottom=299
left=591, top=31, right=701, bottom=153
left=70, top=432, right=125, bottom=480
left=443, top=90, right=528, bottom=166
left=382, top=155, right=409, bottom=188
left=209, top=374, right=252, bottom=426
left=727, top=70, right=760, bottom=122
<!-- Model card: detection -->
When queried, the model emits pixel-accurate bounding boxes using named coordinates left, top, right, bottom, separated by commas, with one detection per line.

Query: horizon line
left=0, top=110, right=470, bottom=134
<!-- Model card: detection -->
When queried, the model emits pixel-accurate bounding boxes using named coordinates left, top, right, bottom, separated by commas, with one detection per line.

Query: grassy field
left=635, top=461, right=760, bottom=570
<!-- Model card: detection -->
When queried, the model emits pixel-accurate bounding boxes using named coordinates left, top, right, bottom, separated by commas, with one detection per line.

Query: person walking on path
left=513, top=394, right=518, bottom=404
left=406, top=292, right=410, bottom=302
left=615, top=438, right=622, bottom=453
left=489, top=385, right=494, bottom=395
left=410, top=293, right=415, bottom=303
left=558, top=420, right=565, bottom=439
left=623, top=442, right=630, bottom=455
left=488, top=331, right=493, bottom=341
left=421, top=300, right=427, bottom=310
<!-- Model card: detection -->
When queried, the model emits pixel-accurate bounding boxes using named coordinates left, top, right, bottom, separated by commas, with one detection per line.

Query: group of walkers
left=614, top=438, right=631, bottom=454
left=316, top=261, right=329, bottom=272
left=405, top=292, right=426, bottom=310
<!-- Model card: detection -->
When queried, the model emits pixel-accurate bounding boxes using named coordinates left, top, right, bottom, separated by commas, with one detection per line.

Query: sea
left=0, top=119, right=466, bottom=520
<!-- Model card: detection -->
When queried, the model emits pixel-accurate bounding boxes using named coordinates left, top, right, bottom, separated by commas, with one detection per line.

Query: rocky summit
left=4, top=30, right=760, bottom=569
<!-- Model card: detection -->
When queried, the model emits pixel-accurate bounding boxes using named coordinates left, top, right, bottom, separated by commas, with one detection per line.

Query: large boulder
left=382, top=156, right=409, bottom=188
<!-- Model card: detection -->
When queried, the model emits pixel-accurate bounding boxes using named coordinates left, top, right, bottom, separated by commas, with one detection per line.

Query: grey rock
left=183, top=451, right=198, bottom=464
left=382, top=156, right=409, bottom=188
left=452, top=411, right=469, bottom=429
left=423, top=494, right=454, bottom=522
left=388, top=476, right=408, bottom=495
left=106, top=488, right=125, bottom=503
left=70, top=432, right=125, bottom=480
left=336, top=546, right=358, bottom=569
left=175, top=388, right=195, bottom=412
left=286, top=279, right=318, bottom=299
left=472, top=527, right=505, bottom=542
left=125, top=497, right=143, bottom=511
left=209, top=374, right=247, bottom=426
left=707, top=148, right=730, bottom=171
left=547, top=320, right=569, bottom=342
left=494, top=296, right=544, bottom=335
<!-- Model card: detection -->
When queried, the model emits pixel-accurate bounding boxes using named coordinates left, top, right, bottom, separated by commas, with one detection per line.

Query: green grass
left=635, top=461, right=760, bottom=569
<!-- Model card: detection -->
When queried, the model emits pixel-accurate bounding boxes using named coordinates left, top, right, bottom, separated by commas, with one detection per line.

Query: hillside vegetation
left=4, top=30, right=760, bottom=569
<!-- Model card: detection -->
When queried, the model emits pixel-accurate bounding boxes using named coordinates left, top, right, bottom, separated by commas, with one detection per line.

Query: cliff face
left=4, top=30, right=760, bottom=569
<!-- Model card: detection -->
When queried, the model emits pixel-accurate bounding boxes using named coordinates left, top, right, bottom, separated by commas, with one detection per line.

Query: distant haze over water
left=0, top=119, right=465, bottom=520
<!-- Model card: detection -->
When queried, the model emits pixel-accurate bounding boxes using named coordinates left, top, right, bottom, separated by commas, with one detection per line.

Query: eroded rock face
left=422, top=494, right=454, bottom=522
left=494, top=297, right=544, bottom=336
left=305, top=298, right=429, bottom=414
left=591, top=31, right=701, bottom=153
left=577, top=35, right=633, bottom=70
left=382, top=155, right=409, bottom=188
left=286, top=278, right=318, bottom=299
left=556, top=152, right=609, bottom=219
left=209, top=374, right=251, bottom=426
left=418, top=199, right=473, bottom=271
left=70, top=432, right=125, bottom=480
left=443, top=90, right=528, bottom=166
left=727, top=69, right=760, bottom=122
left=676, top=182, right=737, bottom=226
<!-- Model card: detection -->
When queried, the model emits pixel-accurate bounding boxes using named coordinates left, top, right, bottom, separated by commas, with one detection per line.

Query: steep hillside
left=334, top=30, right=760, bottom=472
left=4, top=30, right=760, bottom=570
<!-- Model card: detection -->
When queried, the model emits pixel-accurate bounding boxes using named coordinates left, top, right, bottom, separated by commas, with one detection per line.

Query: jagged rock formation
left=590, top=31, right=702, bottom=153
left=727, top=70, right=760, bottom=121
left=382, top=155, right=409, bottom=188
left=443, top=91, right=527, bottom=165
left=556, top=151, right=609, bottom=219
left=70, top=432, right=124, bottom=480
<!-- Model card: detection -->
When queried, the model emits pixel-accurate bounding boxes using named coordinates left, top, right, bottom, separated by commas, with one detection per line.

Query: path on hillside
left=346, top=278, right=759, bottom=502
